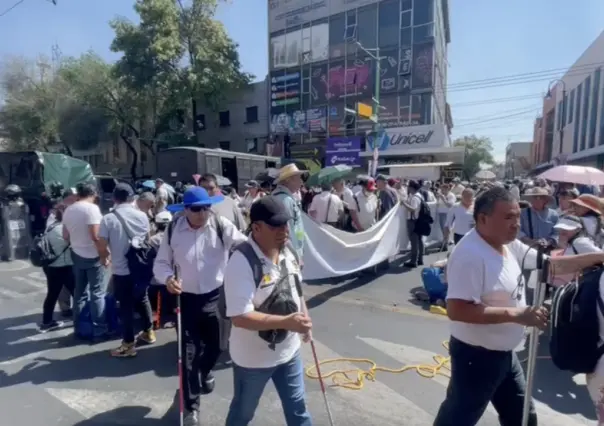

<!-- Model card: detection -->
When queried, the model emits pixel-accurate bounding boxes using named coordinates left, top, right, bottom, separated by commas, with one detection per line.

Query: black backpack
left=29, top=223, right=70, bottom=267
left=549, top=266, right=604, bottom=373
left=414, top=196, right=434, bottom=237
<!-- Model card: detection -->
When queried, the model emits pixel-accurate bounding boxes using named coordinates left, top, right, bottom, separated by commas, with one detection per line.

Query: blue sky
left=0, top=0, right=603, bottom=162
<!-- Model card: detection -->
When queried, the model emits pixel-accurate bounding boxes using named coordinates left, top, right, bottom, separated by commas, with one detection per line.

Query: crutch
left=310, top=340, right=335, bottom=426
left=521, top=248, right=550, bottom=426
left=174, top=265, right=184, bottom=426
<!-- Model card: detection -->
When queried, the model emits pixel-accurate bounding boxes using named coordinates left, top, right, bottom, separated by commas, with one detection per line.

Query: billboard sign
left=365, top=124, right=448, bottom=153
left=326, top=136, right=361, bottom=166
left=326, top=151, right=361, bottom=166
left=269, top=0, right=380, bottom=33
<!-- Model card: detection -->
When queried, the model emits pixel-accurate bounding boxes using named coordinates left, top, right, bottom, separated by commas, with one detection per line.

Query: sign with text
left=326, top=136, right=361, bottom=166
left=326, top=151, right=361, bottom=166
left=366, top=124, right=448, bottom=153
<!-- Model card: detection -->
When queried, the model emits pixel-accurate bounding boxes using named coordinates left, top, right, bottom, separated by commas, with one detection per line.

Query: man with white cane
left=433, top=187, right=604, bottom=426
left=223, top=196, right=313, bottom=426
left=153, top=187, right=246, bottom=426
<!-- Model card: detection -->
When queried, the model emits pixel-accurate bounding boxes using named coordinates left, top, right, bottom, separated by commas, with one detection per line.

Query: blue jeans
left=72, top=252, right=108, bottom=336
left=433, top=336, right=537, bottom=426
left=226, top=352, right=312, bottom=426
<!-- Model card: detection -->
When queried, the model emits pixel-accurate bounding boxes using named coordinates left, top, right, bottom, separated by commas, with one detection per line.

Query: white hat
left=155, top=211, right=173, bottom=224
left=275, top=163, right=308, bottom=183
left=554, top=216, right=583, bottom=231
left=524, top=187, right=551, bottom=198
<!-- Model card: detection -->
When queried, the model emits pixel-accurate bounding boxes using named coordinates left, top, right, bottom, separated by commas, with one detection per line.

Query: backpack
left=113, top=210, right=156, bottom=293
left=421, top=266, right=447, bottom=303
left=549, top=266, right=604, bottom=373
left=414, top=196, right=434, bottom=237
left=29, top=223, right=70, bottom=268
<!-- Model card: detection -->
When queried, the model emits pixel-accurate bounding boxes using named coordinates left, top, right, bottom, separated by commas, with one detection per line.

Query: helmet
left=5, top=184, right=22, bottom=197
left=155, top=211, right=173, bottom=224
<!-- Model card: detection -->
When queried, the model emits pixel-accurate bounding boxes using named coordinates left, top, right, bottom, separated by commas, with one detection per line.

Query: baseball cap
left=364, top=179, right=377, bottom=191
left=155, top=211, right=173, bottom=224
left=249, top=196, right=292, bottom=227
left=554, top=215, right=583, bottom=231
left=113, top=183, right=134, bottom=202
left=245, top=180, right=260, bottom=189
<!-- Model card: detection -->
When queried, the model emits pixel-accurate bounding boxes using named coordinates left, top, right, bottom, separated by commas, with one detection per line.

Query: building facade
left=194, top=78, right=271, bottom=155
left=268, top=0, right=453, bottom=168
left=504, top=141, right=532, bottom=179
left=533, top=30, right=604, bottom=171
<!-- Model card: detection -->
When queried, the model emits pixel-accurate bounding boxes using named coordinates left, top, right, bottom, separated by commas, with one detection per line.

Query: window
left=378, top=0, right=399, bottom=48
left=302, top=27, right=311, bottom=58
left=401, top=0, right=412, bottom=11
left=400, top=27, right=412, bottom=48
left=219, top=141, right=231, bottom=150
left=357, top=5, right=377, bottom=49
left=588, top=68, right=601, bottom=149
left=581, top=76, right=591, bottom=151
left=411, top=93, right=432, bottom=125
left=413, top=23, right=434, bottom=44
left=399, top=94, right=411, bottom=124
left=401, top=10, right=411, bottom=28
left=562, top=92, right=568, bottom=128
left=344, top=10, right=357, bottom=41
left=568, top=89, right=575, bottom=124
left=413, top=0, right=434, bottom=26
left=573, top=83, right=582, bottom=152
left=329, top=13, right=346, bottom=58
left=219, top=110, right=230, bottom=127
left=245, top=106, right=259, bottom=123
left=556, top=100, right=563, bottom=130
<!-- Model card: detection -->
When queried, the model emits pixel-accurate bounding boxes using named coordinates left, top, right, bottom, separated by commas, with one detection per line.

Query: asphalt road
left=0, top=255, right=597, bottom=425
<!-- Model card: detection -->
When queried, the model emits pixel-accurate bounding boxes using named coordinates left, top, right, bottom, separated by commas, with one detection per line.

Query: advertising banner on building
left=326, top=136, right=361, bottom=166
left=365, top=124, right=448, bottom=153
left=270, top=70, right=301, bottom=114
left=270, top=107, right=327, bottom=134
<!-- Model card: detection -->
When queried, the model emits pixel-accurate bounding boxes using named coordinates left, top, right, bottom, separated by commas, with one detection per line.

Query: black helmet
left=5, top=184, right=21, bottom=196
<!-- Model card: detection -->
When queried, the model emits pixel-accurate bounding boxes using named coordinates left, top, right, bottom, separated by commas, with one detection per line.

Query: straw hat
left=570, top=194, right=604, bottom=215
left=275, top=163, right=308, bottom=183
left=524, top=187, right=552, bottom=198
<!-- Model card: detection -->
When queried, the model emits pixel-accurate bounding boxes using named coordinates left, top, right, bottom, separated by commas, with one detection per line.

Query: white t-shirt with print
left=62, top=201, right=103, bottom=259
left=224, top=240, right=302, bottom=369
left=309, top=191, right=343, bottom=223
left=446, top=229, right=539, bottom=351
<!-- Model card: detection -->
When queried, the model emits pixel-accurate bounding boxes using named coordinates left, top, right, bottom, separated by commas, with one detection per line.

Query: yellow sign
left=357, top=102, right=372, bottom=119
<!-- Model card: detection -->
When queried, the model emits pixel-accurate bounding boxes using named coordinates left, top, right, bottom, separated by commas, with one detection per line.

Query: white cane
left=521, top=251, right=550, bottom=426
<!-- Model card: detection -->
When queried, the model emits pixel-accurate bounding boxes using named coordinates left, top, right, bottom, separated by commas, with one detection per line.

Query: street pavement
left=0, top=254, right=598, bottom=425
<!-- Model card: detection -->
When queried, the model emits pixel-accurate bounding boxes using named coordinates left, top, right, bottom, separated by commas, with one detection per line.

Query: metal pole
left=521, top=254, right=549, bottom=426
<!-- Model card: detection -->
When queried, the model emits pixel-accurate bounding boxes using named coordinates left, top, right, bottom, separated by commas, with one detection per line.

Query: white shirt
left=510, top=185, right=520, bottom=200
left=337, top=187, right=356, bottom=210
left=582, top=216, right=603, bottom=247
left=309, top=191, right=343, bottom=223
left=397, top=187, right=407, bottom=202
left=446, top=203, right=475, bottom=235
left=451, top=184, right=465, bottom=197
left=437, top=192, right=456, bottom=214
left=153, top=215, right=247, bottom=294
left=353, top=190, right=378, bottom=231
left=62, top=200, right=103, bottom=259
left=406, top=193, right=422, bottom=219
left=240, top=192, right=263, bottom=211
left=562, top=235, right=601, bottom=256
left=224, top=239, right=302, bottom=369
left=423, top=189, right=436, bottom=203
left=446, top=229, right=539, bottom=351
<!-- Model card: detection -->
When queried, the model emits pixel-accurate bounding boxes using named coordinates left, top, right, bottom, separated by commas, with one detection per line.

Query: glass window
left=329, top=13, right=346, bottom=59
left=573, top=84, right=582, bottom=152
left=413, top=23, right=434, bottom=44
left=378, top=0, right=400, bottom=49
left=588, top=68, right=601, bottom=148
left=581, top=76, right=591, bottom=151
left=401, top=10, right=411, bottom=28
left=413, top=0, right=434, bottom=26
left=302, top=27, right=311, bottom=53
left=411, top=93, right=432, bottom=125
left=219, top=110, right=230, bottom=127
left=568, top=89, right=575, bottom=124
left=400, top=27, right=412, bottom=48
left=357, top=4, right=377, bottom=49
left=346, top=10, right=357, bottom=26
left=402, top=0, right=412, bottom=11
left=245, top=106, right=259, bottom=123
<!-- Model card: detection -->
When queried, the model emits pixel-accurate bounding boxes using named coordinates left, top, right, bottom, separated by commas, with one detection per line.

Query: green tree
left=109, top=0, right=252, bottom=146
left=453, top=135, right=496, bottom=180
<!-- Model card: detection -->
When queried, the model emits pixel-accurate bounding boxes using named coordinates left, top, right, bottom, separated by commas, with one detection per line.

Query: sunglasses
left=185, top=205, right=210, bottom=213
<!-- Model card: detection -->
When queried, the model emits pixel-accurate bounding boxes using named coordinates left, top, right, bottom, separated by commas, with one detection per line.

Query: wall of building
left=194, top=79, right=270, bottom=154
left=538, top=30, right=604, bottom=166
left=505, top=141, right=532, bottom=178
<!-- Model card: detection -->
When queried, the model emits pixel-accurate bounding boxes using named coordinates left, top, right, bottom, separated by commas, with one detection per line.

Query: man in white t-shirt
left=434, top=187, right=604, bottom=426
left=352, top=179, right=379, bottom=231
left=62, top=183, right=108, bottom=339
left=224, top=196, right=312, bottom=426
left=309, top=183, right=343, bottom=226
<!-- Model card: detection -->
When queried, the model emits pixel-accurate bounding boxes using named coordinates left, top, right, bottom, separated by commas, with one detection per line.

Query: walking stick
left=521, top=249, right=550, bottom=426
left=310, top=339, right=335, bottom=426
left=174, top=266, right=184, bottom=426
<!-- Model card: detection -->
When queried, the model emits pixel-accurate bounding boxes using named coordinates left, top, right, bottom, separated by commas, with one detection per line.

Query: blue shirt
left=273, top=185, right=305, bottom=258
left=518, top=207, right=559, bottom=243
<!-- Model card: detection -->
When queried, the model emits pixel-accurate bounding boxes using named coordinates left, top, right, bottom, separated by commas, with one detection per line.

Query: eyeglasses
left=185, top=205, right=210, bottom=213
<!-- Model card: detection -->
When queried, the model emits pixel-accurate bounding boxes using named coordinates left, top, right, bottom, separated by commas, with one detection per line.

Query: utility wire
left=454, top=108, right=540, bottom=128
left=0, top=0, right=25, bottom=17
left=451, top=93, right=543, bottom=108
left=455, top=105, right=542, bottom=122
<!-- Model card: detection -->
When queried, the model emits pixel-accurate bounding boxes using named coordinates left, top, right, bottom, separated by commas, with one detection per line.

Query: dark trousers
left=180, top=289, right=223, bottom=412
left=407, top=219, right=424, bottom=265
left=453, top=233, right=464, bottom=244
left=42, top=265, right=75, bottom=325
left=113, top=274, right=153, bottom=344
left=433, top=336, right=537, bottom=426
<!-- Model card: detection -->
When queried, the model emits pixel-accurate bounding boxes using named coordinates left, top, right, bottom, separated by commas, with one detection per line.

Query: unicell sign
left=366, top=124, right=448, bottom=152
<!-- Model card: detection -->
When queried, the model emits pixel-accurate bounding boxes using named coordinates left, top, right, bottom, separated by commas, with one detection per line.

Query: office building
left=504, top=141, right=532, bottom=179
left=533, top=30, right=604, bottom=171
left=268, top=0, right=457, bottom=173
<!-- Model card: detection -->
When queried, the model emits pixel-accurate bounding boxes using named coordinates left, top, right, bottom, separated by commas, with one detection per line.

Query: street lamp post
left=546, top=79, right=567, bottom=156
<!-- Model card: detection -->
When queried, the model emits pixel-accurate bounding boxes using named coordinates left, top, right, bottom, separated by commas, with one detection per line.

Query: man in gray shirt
left=98, top=183, right=154, bottom=358
left=199, top=173, right=246, bottom=232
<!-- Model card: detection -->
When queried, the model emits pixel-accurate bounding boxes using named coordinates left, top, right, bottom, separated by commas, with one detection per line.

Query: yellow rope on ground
left=305, top=341, right=451, bottom=390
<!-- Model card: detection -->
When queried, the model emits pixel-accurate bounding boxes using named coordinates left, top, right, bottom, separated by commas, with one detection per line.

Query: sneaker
left=183, top=410, right=199, bottom=426
left=202, top=372, right=215, bottom=394
left=136, top=329, right=157, bottom=345
left=110, top=342, right=137, bottom=358
left=39, top=321, right=64, bottom=333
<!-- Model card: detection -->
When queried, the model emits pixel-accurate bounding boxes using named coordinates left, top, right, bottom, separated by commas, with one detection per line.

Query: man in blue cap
left=154, top=186, right=247, bottom=426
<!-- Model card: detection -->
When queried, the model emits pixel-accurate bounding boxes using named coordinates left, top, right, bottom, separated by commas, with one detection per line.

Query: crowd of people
left=32, top=163, right=604, bottom=425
